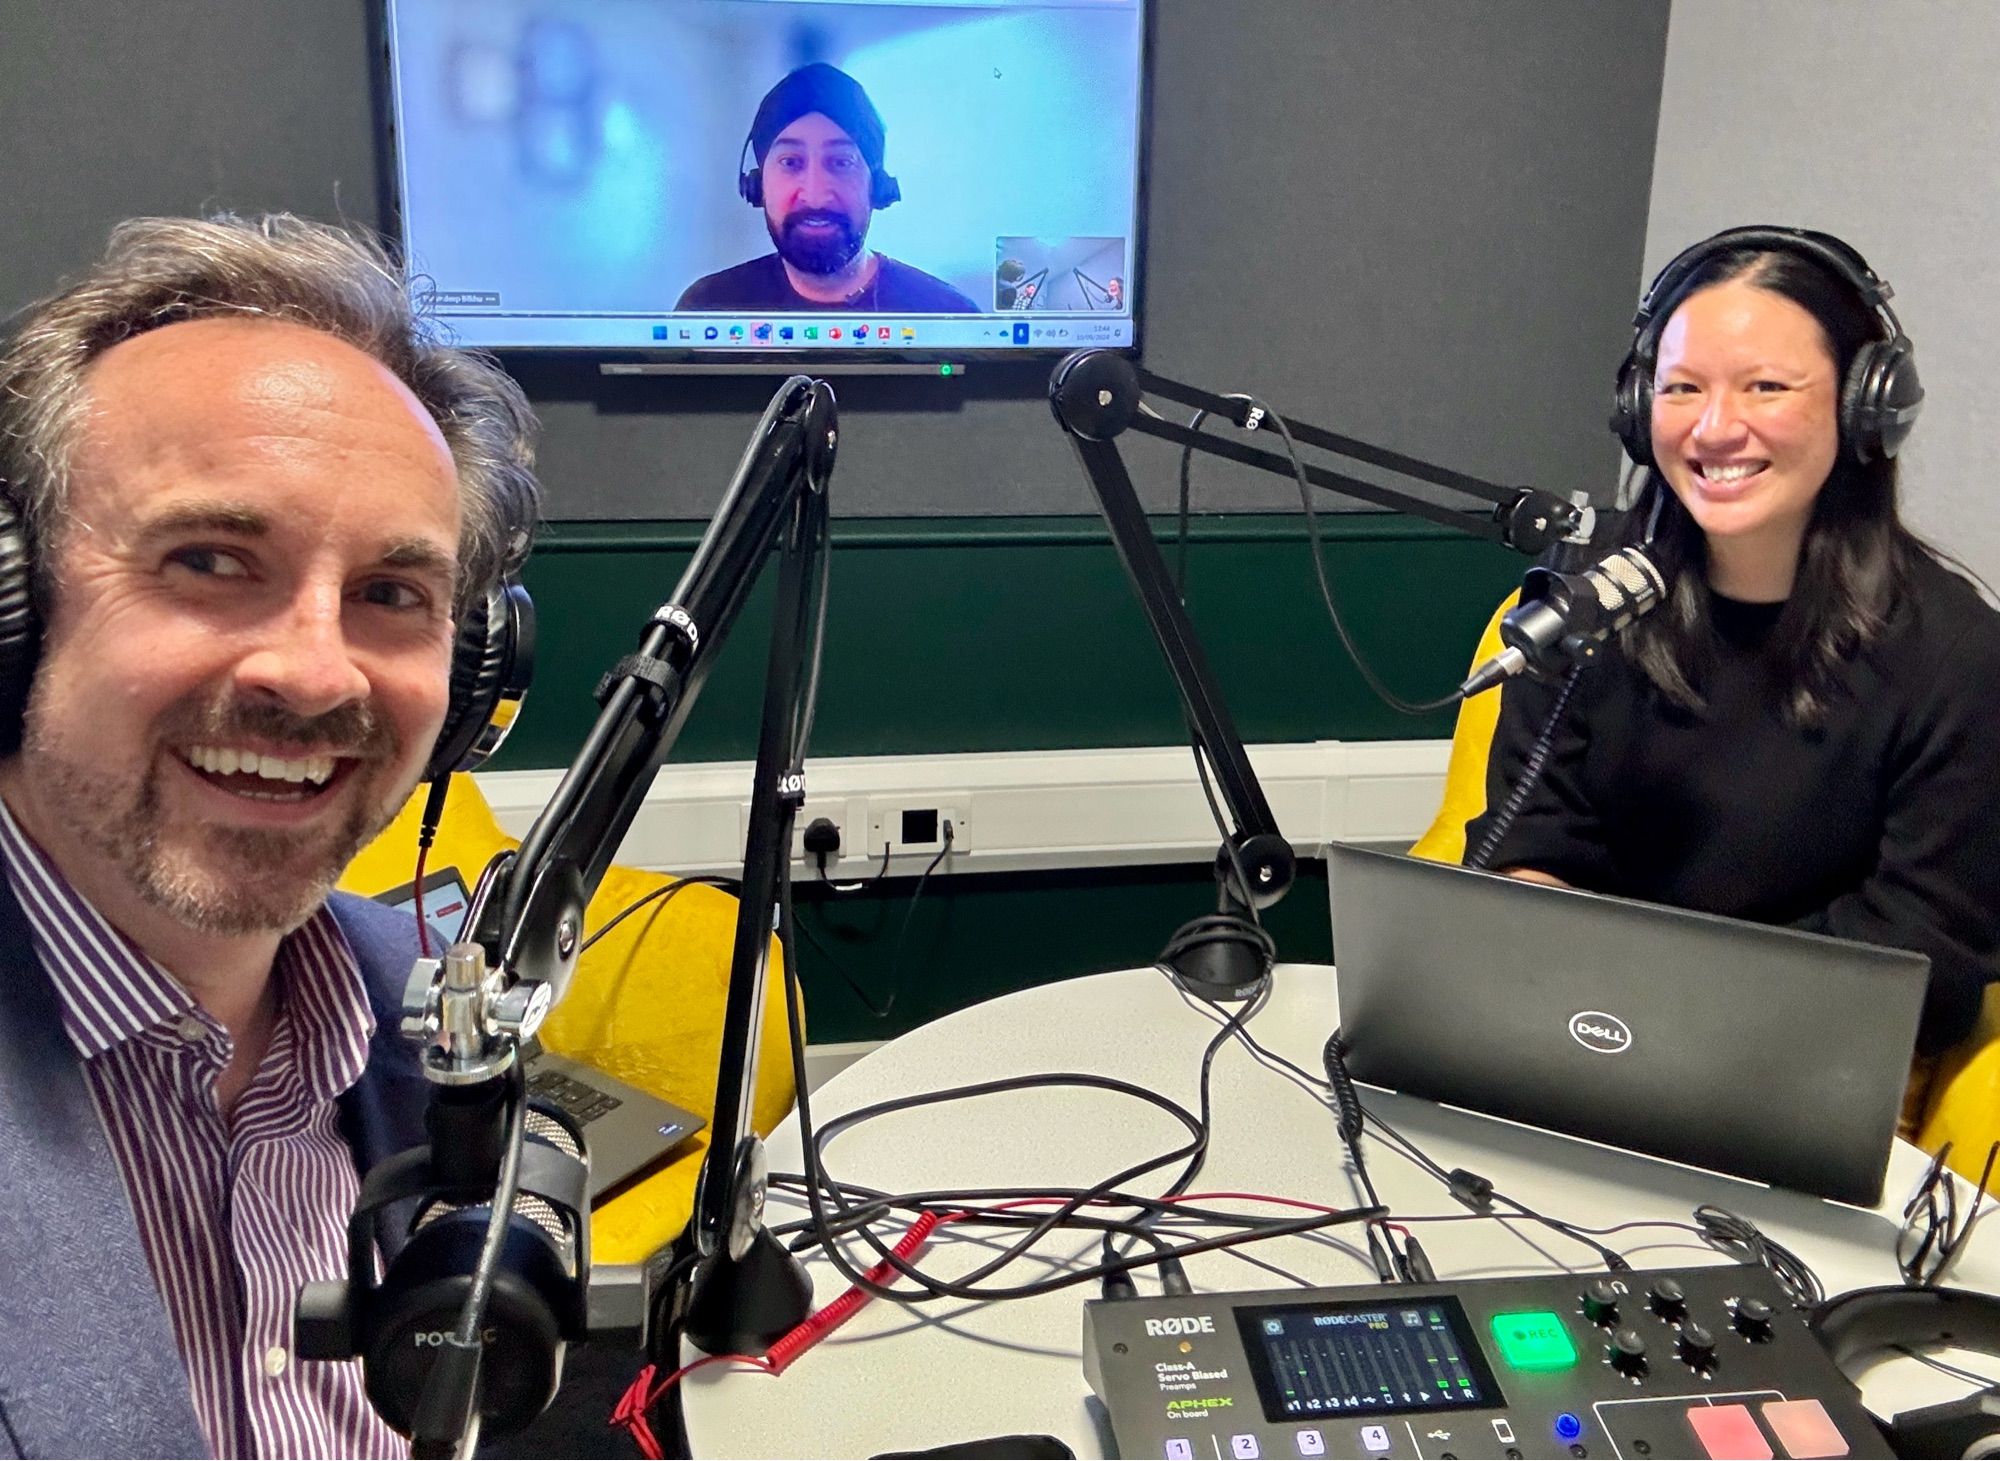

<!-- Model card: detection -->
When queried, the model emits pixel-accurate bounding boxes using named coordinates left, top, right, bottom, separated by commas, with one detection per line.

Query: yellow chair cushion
left=1915, top=984, right=2000, bottom=1181
left=1409, top=590, right=1520, bottom=864
left=338, top=777, right=799, bottom=1265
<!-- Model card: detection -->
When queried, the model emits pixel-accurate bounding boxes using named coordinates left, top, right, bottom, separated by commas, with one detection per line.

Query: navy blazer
left=0, top=881, right=432, bottom=1459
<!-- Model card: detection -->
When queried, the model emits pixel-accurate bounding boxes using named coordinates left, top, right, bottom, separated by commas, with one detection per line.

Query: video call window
left=385, top=0, right=1149, bottom=355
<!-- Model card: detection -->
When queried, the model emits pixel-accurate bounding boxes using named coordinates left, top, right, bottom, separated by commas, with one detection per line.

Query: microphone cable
left=1321, top=1029, right=1424, bottom=1282
left=1171, top=400, right=1460, bottom=717
left=408, top=1057, right=532, bottom=1457
left=1465, top=662, right=1583, bottom=870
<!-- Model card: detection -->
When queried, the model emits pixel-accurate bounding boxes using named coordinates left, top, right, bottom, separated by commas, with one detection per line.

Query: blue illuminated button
left=1556, top=1412, right=1584, bottom=1442
left=1490, top=1310, right=1578, bottom=1369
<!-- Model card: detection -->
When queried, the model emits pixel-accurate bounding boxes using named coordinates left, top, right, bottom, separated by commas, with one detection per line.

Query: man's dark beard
left=770, top=209, right=866, bottom=278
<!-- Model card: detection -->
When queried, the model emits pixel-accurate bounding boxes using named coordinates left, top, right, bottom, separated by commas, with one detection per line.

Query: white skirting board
left=472, top=738, right=1450, bottom=880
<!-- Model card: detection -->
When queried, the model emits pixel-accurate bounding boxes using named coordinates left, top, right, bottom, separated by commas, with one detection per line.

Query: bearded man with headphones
left=0, top=214, right=538, bottom=1458
left=675, top=62, right=978, bottom=313
left=1462, top=226, right=2000, bottom=1063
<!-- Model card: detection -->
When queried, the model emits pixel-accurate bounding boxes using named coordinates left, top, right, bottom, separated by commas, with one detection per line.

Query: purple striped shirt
left=0, top=801, right=408, bottom=1459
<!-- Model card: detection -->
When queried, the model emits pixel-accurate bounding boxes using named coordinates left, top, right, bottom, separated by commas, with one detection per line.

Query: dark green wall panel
left=497, top=513, right=1525, bottom=769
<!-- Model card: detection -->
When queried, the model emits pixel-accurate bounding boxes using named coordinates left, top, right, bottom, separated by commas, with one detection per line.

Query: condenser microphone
left=1460, top=544, right=1666, bottom=698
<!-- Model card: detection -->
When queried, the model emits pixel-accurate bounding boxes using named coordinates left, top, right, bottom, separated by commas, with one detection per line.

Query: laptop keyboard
left=526, top=1067, right=624, bottom=1126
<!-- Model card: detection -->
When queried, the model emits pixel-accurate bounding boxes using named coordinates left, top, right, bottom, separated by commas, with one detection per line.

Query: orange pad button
left=1761, top=1399, right=1850, bottom=1459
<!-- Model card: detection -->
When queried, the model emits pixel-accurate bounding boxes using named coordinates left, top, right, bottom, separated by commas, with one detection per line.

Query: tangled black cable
left=1693, top=1204, right=1824, bottom=1309
left=765, top=904, right=1382, bottom=1305
left=1177, top=997, right=1636, bottom=1275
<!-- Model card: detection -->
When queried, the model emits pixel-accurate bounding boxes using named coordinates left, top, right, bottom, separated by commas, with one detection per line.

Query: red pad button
left=1687, top=1403, right=1774, bottom=1460
left=1761, top=1399, right=1850, bottom=1458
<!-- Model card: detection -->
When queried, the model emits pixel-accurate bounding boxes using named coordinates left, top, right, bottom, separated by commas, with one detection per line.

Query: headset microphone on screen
left=1610, top=225, right=1925, bottom=470
left=0, top=491, right=535, bottom=779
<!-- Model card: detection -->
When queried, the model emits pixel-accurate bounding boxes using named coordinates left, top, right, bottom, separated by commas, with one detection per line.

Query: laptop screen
left=374, top=867, right=474, bottom=950
left=1327, top=843, right=1929, bottom=1205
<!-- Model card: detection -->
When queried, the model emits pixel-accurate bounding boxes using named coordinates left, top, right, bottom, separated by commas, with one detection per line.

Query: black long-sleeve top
left=1464, top=549, right=2000, bottom=1056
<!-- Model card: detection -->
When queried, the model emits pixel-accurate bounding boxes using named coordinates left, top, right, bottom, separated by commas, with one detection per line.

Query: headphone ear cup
left=425, top=578, right=535, bottom=784
left=1839, top=340, right=1883, bottom=463
left=1842, top=336, right=1924, bottom=464
left=870, top=170, right=901, bottom=211
left=0, top=496, right=40, bottom=756
left=739, top=167, right=764, bottom=209
left=1610, top=351, right=1656, bottom=470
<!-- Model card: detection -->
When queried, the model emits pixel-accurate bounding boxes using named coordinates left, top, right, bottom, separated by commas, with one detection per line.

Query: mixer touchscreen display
left=1234, top=1296, right=1504, bottom=1423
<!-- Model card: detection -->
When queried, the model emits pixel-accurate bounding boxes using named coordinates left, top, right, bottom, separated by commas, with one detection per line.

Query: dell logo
left=1569, top=1011, right=1633, bottom=1054
left=1144, top=1316, right=1216, bottom=1337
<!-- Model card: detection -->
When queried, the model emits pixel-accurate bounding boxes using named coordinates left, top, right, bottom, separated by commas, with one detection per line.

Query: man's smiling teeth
left=185, top=745, right=336, bottom=785
left=1696, top=462, right=1767, bottom=482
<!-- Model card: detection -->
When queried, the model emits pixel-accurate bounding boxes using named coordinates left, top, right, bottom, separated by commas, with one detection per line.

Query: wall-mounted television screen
left=383, top=0, right=1149, bottom=359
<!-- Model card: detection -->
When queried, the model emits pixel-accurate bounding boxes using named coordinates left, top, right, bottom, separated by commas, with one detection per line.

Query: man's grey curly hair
left=0, top=213, right=541, bottom=606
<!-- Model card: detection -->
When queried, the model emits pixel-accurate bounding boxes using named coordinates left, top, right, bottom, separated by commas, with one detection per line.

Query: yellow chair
left=339, top=776, right=799, bottom=1264
left=1408, top=590, right=1519, bottom=865
left=1914, top=987, right=2000, bottom=1182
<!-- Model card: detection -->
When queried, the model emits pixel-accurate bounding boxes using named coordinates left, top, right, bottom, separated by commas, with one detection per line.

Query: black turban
left=749, top=63, right=888, bottom=170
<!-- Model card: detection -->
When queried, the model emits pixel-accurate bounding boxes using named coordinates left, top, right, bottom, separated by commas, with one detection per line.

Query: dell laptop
left=374, top=867, right=705, bottom=1203
left=1327, top=844, right=1930, bottom=1205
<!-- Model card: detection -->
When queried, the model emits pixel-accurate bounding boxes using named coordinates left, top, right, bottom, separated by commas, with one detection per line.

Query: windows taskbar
left=435, top=314, right=1135, bottom=351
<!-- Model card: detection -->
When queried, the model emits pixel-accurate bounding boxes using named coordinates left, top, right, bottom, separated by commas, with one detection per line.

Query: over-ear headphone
left=737, top=133, right=902, bottom=212
left=1610, top=225, right=1924, bottom=469
left=0, top=494, right=533, bottom=783
left=1811, top=1285, right=2000, bottom=1458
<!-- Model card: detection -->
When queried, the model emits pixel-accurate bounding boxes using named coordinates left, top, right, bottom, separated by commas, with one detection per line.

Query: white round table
left=681, top=965, right=1996, bottom=1458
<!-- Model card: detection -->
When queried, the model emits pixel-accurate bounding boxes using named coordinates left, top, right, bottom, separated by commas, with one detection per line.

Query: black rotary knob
left=1648, top=1277, right=1688, bottom=1322
left=1607, top=1326, right=1649, bottom=1378
left=1582, top=1279, right=1620, bottom=1327
left=1732, top=1297, right=1775, bottom=1343
left=1677, top=1321, right=1718, bottom=1371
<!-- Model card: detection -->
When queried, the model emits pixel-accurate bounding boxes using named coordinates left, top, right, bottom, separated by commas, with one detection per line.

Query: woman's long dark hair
left=1619, top=246, right=1927, bottom=727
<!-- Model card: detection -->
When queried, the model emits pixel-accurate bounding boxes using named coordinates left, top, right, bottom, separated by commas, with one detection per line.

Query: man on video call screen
left=677, top=63, right=979, bottom=314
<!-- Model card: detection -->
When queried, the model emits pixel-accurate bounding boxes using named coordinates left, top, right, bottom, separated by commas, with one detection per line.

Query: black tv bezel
left=373, top=0, right=1154, bottom=368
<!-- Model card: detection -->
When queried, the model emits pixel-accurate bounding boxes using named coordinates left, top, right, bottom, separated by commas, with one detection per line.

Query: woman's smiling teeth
left=1694, top=461, right=1768, bottom=482
left=183, top=744, right=338, bottom=799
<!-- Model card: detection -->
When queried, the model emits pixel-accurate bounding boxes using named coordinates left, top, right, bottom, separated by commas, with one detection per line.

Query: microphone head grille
left=1594, top=547, right=1666, bottom=613
left=525, top=1107, right=584, bottom=1162
left=414, top=1190, right=577, bottom=1268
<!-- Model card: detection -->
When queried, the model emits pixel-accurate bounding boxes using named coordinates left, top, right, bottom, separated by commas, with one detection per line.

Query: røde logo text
left=1144, top=1315, right=1216, bottom=1337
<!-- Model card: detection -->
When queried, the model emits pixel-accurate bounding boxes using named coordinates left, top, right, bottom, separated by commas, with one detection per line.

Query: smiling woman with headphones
left=1463, top=226, right=2000, bottom=1061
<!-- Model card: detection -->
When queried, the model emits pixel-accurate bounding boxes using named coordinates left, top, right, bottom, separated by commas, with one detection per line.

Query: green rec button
left=1490, top=1310, right=1578, bottom=1370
